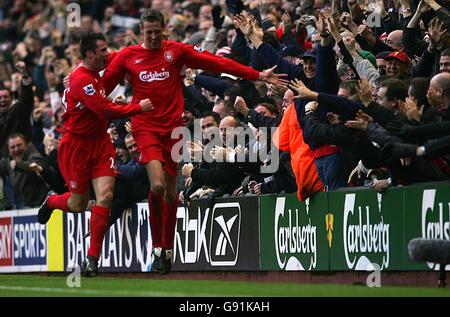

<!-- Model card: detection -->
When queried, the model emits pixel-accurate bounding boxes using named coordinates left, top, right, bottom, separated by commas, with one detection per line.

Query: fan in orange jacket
left=273, top=103, right=324, bottom=201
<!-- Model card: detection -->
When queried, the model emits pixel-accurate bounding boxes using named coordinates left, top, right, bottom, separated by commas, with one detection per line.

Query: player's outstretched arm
left=74, top=77, right=152, bottom=120
left=258, top=65, right=289, bottom=89
left=182, top=43, right=288, bottom=88
left=103, top=49, right=127, bottom=95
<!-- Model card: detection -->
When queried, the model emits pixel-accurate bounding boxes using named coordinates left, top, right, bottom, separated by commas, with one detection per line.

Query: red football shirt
left=62, top=64, right=143, bottom=138
left=103, top=41, right=260, bottom=133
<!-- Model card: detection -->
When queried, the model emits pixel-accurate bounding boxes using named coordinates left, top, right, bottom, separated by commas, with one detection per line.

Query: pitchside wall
left=0, top=182, right=449, bottom=273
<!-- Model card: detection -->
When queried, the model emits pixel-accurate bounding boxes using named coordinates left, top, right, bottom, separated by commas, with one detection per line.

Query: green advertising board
left=328, top=188, right=405, bottom=271
left=403, top=182, right=450, bottom=271
left=259, top=192, right=329, bottom=271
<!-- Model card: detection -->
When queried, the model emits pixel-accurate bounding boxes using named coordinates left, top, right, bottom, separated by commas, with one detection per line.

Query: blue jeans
left=314, top=153, right=347, bottom=191
left=4, top=175, right=25, bottom=209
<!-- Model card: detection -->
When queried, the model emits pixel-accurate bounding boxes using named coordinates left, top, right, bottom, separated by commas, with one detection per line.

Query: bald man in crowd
left=427, top=72, right=450, bottom=120
left=386, top=30, right=404, bottom=52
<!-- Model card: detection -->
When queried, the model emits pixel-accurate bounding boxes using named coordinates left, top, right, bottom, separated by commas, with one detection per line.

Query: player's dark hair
left=380, top=78, right=408, bottom=102
left=409, top=77, right=430, bottom=108
left=125, top=132, right=134, bottom=140
left=255, top=102, right=279, bottom=116
left=140, top=9, right=165, bottom=26
left=339, top=80, right=359, bottom=96
left=441, top=48, right=450, bottom=57
left=0, top=85, right=12, bottom=97
left=80, top=33, right=106, bottom=59
left=200, top=111, right=221, bottom=126
left=8, top=133, right=28, bottom=144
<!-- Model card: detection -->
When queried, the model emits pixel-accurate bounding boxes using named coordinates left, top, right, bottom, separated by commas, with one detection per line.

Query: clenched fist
left=139, top=99, right=154, bottom=112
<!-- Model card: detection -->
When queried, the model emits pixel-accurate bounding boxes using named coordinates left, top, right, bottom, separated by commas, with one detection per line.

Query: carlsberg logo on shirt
left=139, top=69, right=170, bottom=83
left=343, top=193, right=390, bottom=270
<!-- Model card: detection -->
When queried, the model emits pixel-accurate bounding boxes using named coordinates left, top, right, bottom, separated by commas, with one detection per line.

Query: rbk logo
left=214, top=215, right=238, bottom=256
left=134, top=58, right=144, bottom=64
left=209, top=202, right=241, bottom=266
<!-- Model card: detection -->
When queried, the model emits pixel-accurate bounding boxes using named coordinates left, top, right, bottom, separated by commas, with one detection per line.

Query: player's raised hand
left=186, top=140, right=204, bottom=161
left=405, top=97, right=424, bottom=122
left=189, top=187, right=215, bottom=200
left=234, top=12, right=253, bottom=37
left=248, top=180, right=262, bottom=195
left=63, top=75, right=70, bottom=88
left=233, top=96, right=249, bottom=116
left=259, top=65, right=289, bottom=89
left=182, top=163, right=194, bottom=177
left=139, top=98, right=154, bottom=112
left=345, top=117, right=369, bottom=131
left=125, top=121, right=132, bottom=133
left=358, top=78, right=373, bottom=107
left=281, top=13, right=292, bottom=31
left=15, top=61, right=27, bottom=75
left=114, top=95, right=127, bottom=105
left=289, top=78, right=318, bottom=100
left=210, top=145, right=235, bottom=162
left=29, top=162, right=44, bottom=176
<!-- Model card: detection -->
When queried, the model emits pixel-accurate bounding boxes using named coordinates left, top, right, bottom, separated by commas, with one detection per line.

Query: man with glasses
left=385, top=30, right=404, bottom=51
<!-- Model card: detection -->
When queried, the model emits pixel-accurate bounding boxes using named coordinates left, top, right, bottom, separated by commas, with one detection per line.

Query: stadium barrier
left=0, top=182, right=449, bottom=273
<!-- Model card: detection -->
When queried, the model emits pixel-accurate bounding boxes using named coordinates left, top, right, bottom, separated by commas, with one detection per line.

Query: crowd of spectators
left=1, top=0, right=450, bottom=212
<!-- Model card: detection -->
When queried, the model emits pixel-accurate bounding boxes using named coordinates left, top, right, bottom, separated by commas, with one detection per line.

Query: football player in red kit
left=102, top=9, right=288, bottom=274
left=37, top=33, right=153, bottom=277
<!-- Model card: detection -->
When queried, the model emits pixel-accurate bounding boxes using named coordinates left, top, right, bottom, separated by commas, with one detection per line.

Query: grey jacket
left=0, top=143, right=50, bottom=208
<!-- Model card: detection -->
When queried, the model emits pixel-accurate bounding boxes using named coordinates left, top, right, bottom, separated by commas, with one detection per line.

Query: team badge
left=70, top=180, right=77, bottom=189
left=83, top=84, right=96, bottom=96
left=164, top=51, right=173, bottom=62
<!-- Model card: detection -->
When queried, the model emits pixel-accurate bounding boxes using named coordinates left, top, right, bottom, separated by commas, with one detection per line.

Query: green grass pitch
left=0, top=274, right=450, bottom=297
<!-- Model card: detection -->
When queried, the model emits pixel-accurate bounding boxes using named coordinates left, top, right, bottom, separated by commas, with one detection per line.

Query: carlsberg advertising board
left=403, top=183, right=450, bottom=271
left=328, top=188, right=405, bottom=271
left=259, top=193, right=329, bottom=271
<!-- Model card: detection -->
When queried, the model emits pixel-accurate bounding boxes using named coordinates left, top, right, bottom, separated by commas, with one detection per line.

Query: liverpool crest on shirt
left=164, top=51, right=173, bottom=62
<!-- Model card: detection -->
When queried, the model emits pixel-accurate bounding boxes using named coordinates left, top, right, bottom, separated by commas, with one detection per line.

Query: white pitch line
left=0, top=285, right=234, bottom=297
